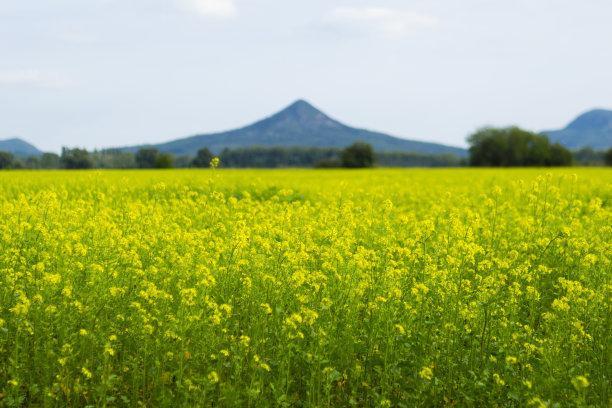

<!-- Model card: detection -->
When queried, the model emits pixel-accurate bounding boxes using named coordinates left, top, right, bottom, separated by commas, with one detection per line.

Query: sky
left=1, top=0, right=611, bottom=153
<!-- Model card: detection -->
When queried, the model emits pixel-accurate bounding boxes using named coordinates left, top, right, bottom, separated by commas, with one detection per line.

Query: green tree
left=92, top=149, right=137, bottom=169
left=0, top=151, right=16, bottom=169
left=191, top=148, right=214, bottom=168
left=605, top=148, right=612, bottom=166
left=547, top=143, right=573, bottom=166
left=173, top=155, right=192, bottom=168
left=376, top=152, right=462, bottom=167
left=314, top=158, right=342, bottom=168
left=468, top=127, right=572, bottom=167
left=573, top=147, right=604, bottom=166
left=341, top=142, right=375, bottom=168
left=155, top=153, right=174, bottom=168
left=40, top=153, right=61, bottom=169
left=219, top=147, right=340, bottom=168
left=60, top=148, right=93, bottom=169
left=135, top=148, right=159, bottom=168
left=22, top=156, right=40, bottom=169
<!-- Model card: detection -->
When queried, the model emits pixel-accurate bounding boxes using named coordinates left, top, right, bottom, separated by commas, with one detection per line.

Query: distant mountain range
left=121, top=100, right=467, bottom=156
left=2, top=103, right=611, bottom=158
left=0, top=138, right=42, bottom=157
left=543, top=109, right=612, bottom=150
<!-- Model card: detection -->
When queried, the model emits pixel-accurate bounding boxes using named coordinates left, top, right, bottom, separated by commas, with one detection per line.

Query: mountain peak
left=0, top=137, right=43, bottom=157
left=261, top=99, right=341, bottom=130
left=544, top=108, right=612, bottom=149
left=287, top=99, right=316, bottom=110
left=278, top=99, right=326, bottom=118
left=566, top=109, right=612, bottom=131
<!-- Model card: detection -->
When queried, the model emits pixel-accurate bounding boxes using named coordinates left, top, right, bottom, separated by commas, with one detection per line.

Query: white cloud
left=182, top=0, right=236, bottom=18
left=0, top=69, right=69, bottom=88
left=327, top=6, right=438, bottom=38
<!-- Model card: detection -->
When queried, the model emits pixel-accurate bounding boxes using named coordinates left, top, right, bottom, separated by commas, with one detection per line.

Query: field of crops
left=0, top=168, right=609, bottom=407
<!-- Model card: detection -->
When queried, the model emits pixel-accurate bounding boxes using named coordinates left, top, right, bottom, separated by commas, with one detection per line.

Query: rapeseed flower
left=0, top=168, right=608, bottom=406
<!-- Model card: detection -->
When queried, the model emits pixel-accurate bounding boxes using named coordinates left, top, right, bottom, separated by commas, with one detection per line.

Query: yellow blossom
left=207, top=371, right=219, bottom=384
left=419, top=365, right=434, bottom=381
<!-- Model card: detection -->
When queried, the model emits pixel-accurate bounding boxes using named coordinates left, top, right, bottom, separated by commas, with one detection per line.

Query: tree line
left=0, top=143, right=463, bottom=169
left=0, top=128, right=610, bottom=169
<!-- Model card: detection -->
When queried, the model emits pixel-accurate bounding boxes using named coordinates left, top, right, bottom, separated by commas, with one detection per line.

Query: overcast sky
left=1, top=0, right=611, bottom=152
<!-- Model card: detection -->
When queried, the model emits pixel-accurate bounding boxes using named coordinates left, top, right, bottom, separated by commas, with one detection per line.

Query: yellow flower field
left=0, top=169, right=610, bottom=407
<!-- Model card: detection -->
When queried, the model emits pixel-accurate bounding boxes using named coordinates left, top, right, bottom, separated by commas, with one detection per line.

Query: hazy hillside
left=122, top=100, right=467, bottom=156
left=543, top=109, right=612, bottom=149
left=0, top=138, right=42, bottom=157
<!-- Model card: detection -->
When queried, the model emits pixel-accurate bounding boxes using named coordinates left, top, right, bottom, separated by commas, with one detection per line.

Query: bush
left=341, top=142, right=375, bottom=168
left=155, top=153, right=174, bottom=169
left=192, top=148, right=214, bottom=168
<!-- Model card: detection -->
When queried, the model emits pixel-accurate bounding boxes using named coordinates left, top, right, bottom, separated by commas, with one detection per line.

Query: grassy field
left=0, top=168, right=610, bottom=407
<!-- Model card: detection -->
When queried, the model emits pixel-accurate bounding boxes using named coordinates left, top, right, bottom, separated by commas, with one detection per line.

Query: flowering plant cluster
left=0, top=168, right=609, bottom=406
